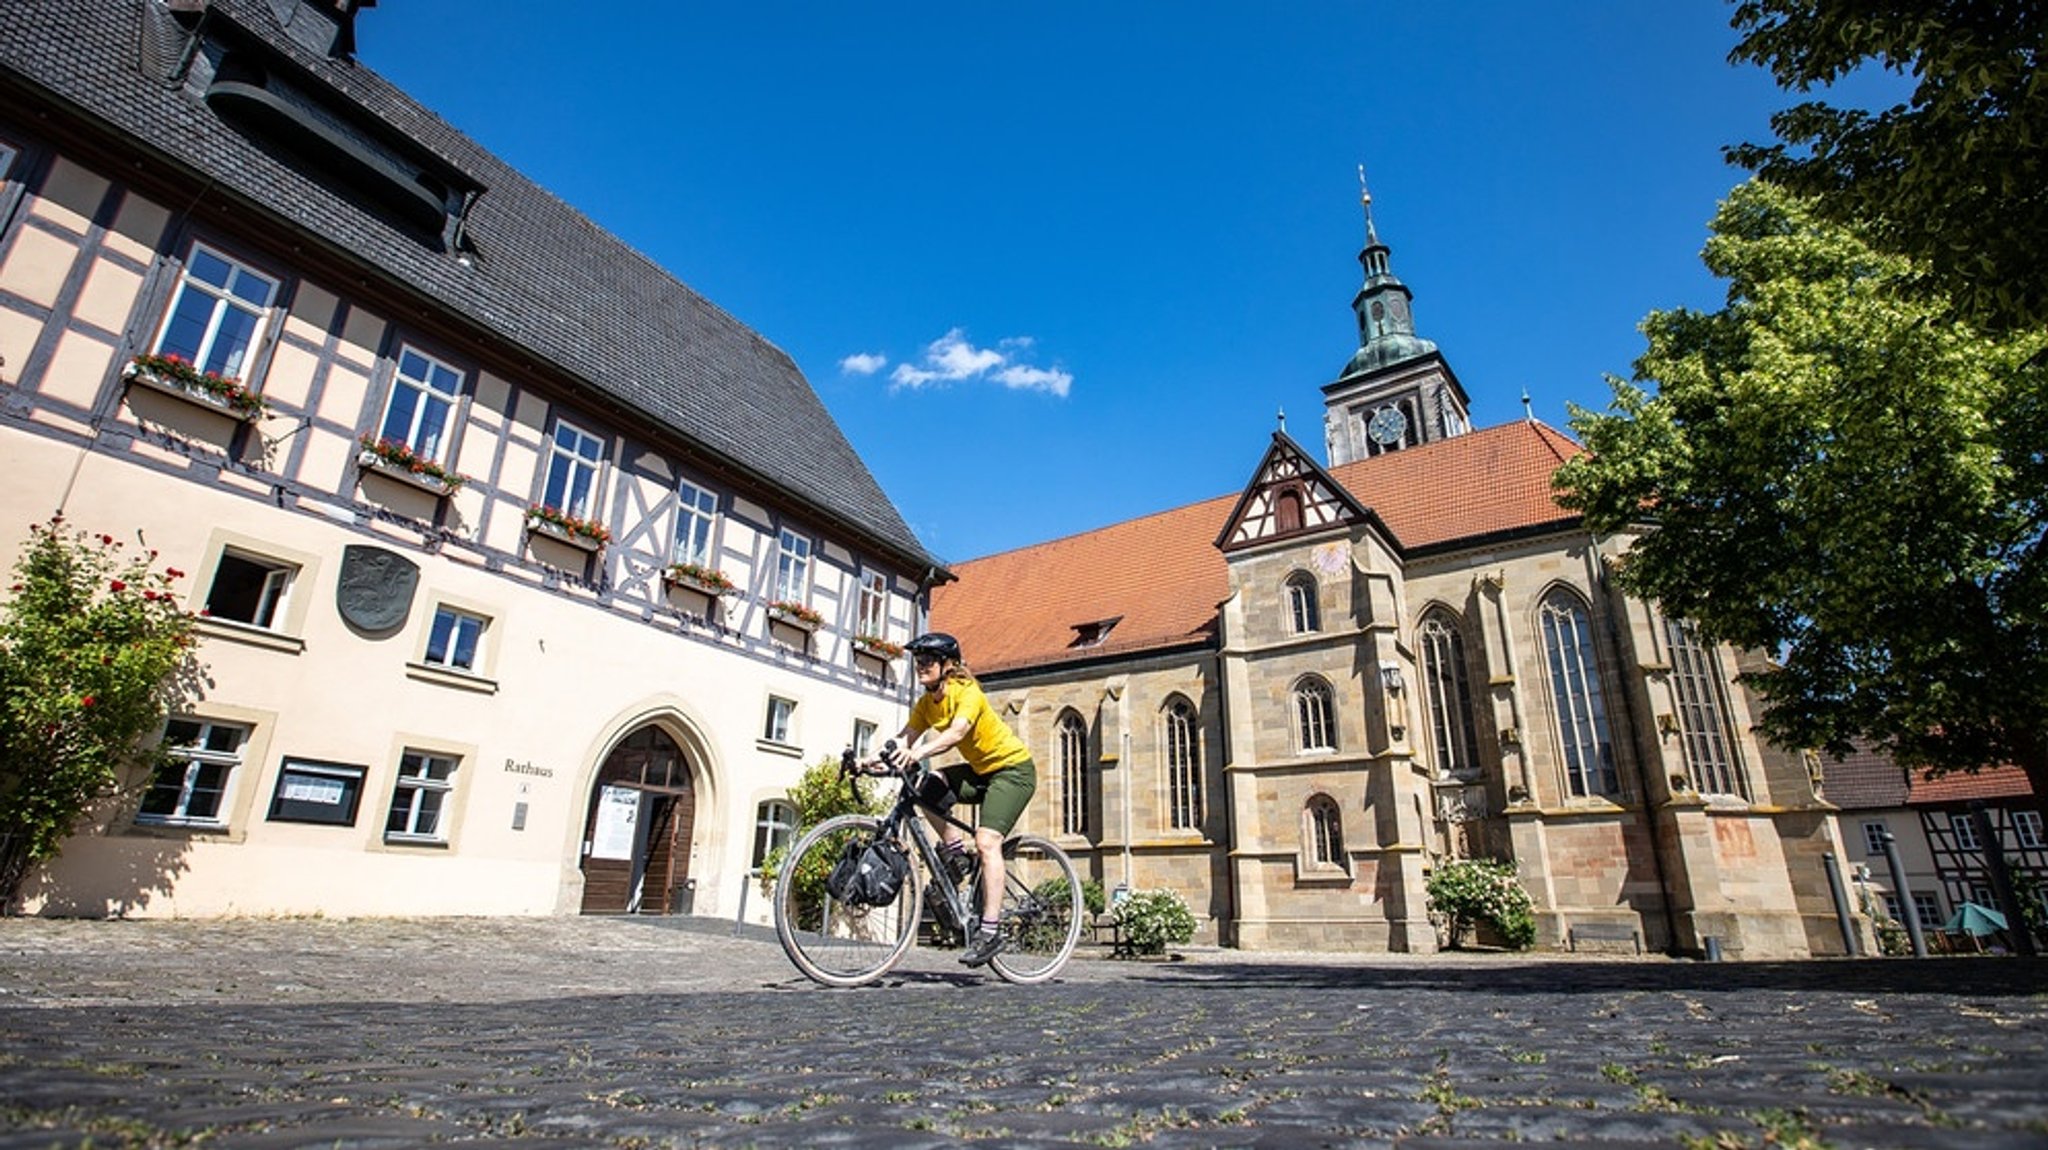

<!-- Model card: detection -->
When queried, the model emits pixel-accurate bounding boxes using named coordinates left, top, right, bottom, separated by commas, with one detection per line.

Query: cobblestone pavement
left=1, top=917, right=2044, bottom=1148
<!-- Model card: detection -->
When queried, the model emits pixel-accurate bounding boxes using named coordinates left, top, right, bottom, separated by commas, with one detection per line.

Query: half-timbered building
left=0, top=0, right=939, bottom=920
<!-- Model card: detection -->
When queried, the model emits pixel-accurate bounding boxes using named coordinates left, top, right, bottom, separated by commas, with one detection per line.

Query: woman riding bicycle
left=869, top=631, right=1038, bottom=967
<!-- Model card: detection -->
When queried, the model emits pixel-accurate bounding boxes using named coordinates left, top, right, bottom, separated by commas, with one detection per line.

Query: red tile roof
left=934, top=420, right=1585, bottom=673
left=1907, top=764, right=2035, bottom=805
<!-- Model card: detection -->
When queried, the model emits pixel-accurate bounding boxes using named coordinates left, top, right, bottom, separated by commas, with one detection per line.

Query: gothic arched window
left=1666, top=618, right=1748, bottom=798
left=1540, top=590, right=1619, bottom=797
left=1418, top=609, right=1482, bottom=780
left=1306, top=794, right=1345, bottom=868
left=1163, top=696, right=1202, bottom=831
left=1286, top=572, right=1320, bottom=635
left=1056, top=710, right=1089, bottom=837
left=1294, top=677, right=1336, bottom=753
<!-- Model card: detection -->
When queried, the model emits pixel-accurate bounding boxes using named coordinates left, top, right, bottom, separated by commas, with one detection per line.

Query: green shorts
left=943, top=758, right=1038, bottom=836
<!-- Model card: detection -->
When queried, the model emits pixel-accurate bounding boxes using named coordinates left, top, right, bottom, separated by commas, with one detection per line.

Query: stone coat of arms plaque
left=337, top=544, right=419, bottom=633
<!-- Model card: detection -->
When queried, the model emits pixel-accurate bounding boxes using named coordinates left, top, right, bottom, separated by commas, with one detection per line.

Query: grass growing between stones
left=0, top=1106, right=207, bottom=1149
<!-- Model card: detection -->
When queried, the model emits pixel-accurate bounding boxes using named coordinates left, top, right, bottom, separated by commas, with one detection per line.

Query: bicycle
left=772, top=744, right=1085, bottom=987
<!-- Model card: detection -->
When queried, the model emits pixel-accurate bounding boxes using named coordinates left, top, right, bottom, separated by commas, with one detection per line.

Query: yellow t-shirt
left=909, top=677, right=1031, bottom=776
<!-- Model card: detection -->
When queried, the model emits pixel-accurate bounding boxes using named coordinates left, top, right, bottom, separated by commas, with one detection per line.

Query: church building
left=930, top=190, right=1857, bottom=958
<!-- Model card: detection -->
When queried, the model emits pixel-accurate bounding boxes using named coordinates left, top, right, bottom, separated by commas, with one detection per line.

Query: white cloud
left=838, top=352, right=888, bottom=376
left=879, top=328, right=1072, bottom=397
left=993, top=363, right=1073, bottom=398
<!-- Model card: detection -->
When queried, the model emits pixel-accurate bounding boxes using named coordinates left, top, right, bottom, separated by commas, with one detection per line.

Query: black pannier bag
left=825, top=834, right=910, bottom=907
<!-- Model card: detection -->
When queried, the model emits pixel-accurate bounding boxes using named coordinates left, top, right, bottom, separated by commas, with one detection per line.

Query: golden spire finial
left=1357, top=164, right=1379, bottom=244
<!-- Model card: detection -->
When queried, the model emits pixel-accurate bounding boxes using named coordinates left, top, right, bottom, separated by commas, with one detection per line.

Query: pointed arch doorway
left=579, top=725, right=697, bottom=915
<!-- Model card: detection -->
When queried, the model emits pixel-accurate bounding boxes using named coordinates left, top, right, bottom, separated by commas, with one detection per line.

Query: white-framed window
left=385, top=750, right=458, bottom=842
left=1164, top=696, right=1202, bottom=831
left=1665, top=618, right=1748, bottom=798
left=672, top=480, right=718, bottom=568
left=1911, top=891, right=1943, bottom=927
left=542, top=418, right=604, bottom=519
left=852, top=719, right=877, bottom=760
left=774, top=528, right=811, bottom=603
left=2015, top=809, right=2044, bottom=850
left=763, top=695, right=797, bottom=745
left=423, top=605, right=486, bottom=672
left=1286, top=573, right=1319, bottom=635
left=376, top=344, right=464, bottom=466
left=152, top=242, right=280, bottom=383
left=1294, top=677, right=1335, bottom=753
left=205, top=549, right=294, bottom=630
left=137, top=718, right=247, bottom=827
left=752, top=799, right=797, bottom=867
left=1056, top=711, right=1088, bottom=837
left=1862, top=820, right=1888, bottom=856
left=1418, top=610, right=1480, bottom=780
left=1951, top=812, right=1979, bottom=852
left=856, top=570, right=888, bottom=639
left=1541, top=590, right=1619, bottom=797
left=1306, top=794, right=1345, bottom=869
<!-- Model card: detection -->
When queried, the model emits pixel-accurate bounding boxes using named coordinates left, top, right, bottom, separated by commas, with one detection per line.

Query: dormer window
left=1070, top=616, right=1122, bottom=649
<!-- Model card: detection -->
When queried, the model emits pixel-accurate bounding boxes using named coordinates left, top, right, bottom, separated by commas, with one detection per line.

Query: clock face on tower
left=1367, top=405, right=1408, bottom=446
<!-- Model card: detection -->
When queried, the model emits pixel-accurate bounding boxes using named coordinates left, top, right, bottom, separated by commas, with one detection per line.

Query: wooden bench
left=1090, top=912, right=1138, bottom=958
left=1567, top=921, right=1643, bottom=954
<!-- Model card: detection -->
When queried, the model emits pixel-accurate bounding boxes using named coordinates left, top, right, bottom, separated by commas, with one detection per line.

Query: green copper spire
left=1339, top=169, right=1437, bottom=379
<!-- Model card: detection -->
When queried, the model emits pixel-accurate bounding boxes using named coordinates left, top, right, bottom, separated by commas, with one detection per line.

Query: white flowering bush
left=1425, top=858, right=1535, bottom=950
left=1114, top=888, right=1196, bottom=954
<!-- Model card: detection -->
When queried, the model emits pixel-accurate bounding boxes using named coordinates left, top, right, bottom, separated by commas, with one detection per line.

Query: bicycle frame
left=853, top=753, right=980, bottom=934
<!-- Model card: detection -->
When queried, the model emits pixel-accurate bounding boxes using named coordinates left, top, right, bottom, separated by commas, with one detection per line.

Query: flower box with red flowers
left=356, top=436, right=466, bottom=496
left=525, top=504, right=610, bottom=552
left=663, top=562, right=735, bottom=596
left=853, top=634, right=903, bottom=659
left=123, top=353, right=270, bottom=420
left=766, top=600, right=823, bottom=632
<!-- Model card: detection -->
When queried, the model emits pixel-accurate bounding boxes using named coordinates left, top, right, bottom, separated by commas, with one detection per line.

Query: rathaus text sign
left=503, top=759, right=554, bottom=778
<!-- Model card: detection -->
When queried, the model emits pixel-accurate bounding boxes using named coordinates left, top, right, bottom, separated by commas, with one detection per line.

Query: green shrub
left=759, top=754, right=886, bottom=924
left=1425, top=858, right=1536, bottom=950
left=1114, top=888, right=1196, bottom=954
left=1034, top=874, right=1105, bottom=917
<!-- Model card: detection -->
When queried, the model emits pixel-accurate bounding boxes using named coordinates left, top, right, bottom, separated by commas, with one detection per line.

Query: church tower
left=1322, top=173, right=1473, bottom=465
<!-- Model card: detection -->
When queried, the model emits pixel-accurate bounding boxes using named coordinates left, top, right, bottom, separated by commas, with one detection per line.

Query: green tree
left=1726, top=0, right=2048, bottom=332
left=0, top=519, right=200, bottom=911
left=1555, top=180, right=2048, bottom=805
left=758, top=754, right=885, bottom=921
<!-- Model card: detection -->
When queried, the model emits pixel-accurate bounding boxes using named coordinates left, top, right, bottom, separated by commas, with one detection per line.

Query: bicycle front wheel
left=772, top=814, right=922, bottom=987
left=989, top=833, right=1084, bottom=985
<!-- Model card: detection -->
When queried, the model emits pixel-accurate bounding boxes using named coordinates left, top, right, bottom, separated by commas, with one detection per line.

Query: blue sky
left=361, top=3, right=1895, bottom=566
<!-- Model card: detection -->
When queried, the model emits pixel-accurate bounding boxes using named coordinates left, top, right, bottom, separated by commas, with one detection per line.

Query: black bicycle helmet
left=904, top=631, right=961, bottom=662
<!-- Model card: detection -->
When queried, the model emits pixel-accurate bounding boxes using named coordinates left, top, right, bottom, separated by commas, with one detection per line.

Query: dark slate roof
left=0, top=0, right=939, bottom=574
left=1815, top=744, right=1911, bottom=810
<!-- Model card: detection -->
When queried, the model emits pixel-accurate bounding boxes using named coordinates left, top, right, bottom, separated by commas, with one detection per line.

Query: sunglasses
left=914, top=655, right=942, bottom=669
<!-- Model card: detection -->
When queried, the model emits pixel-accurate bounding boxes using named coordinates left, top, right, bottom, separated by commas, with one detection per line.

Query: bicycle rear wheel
left=772, top=814, right=922, bottom=987
left=988, top=833, right=1084, bottom=985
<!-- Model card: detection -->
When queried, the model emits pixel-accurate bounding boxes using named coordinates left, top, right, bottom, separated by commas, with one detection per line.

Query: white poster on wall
left=590, top=785, right=642, bottom=860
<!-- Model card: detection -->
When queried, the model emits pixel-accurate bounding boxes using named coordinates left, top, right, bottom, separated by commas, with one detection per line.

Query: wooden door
left=578, top=726, right=695, bottom=915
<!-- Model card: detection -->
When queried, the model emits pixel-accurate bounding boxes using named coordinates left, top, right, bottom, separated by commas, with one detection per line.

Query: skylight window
left=1070, top=616, right=1123, bottom=649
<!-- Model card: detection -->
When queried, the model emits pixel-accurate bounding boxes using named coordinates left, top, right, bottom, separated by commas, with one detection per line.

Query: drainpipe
left=1120, top=729, right=1133, bottom=892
